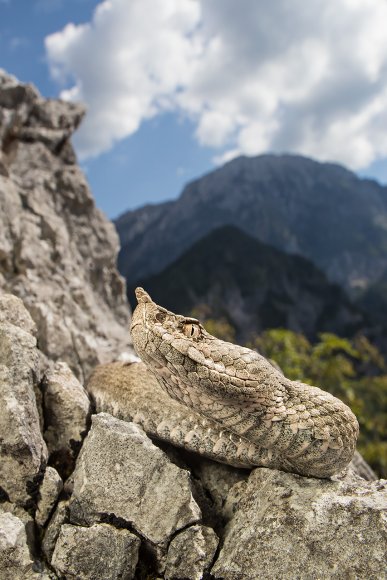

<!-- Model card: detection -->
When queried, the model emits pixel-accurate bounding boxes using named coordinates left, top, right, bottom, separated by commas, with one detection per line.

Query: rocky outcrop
left=0, top=70, right=131, bottom=382
left=69, top=414, right=201, bottom=549
left=0, top=293, right=47, bottom=508
left=0, top=294, right=385, bottom=578
left=213, top=468, right=387, bottom=579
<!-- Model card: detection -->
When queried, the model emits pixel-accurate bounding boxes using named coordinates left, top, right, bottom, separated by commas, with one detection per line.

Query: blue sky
left=1, top=0, right=387, bottom=219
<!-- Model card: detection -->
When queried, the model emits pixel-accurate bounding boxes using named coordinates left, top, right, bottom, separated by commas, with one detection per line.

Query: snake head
left=131, top=287, right=205, bottom=360
left=135, top=287, right=152, bottom=304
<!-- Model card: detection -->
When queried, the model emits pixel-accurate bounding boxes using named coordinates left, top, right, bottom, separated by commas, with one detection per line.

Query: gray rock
left=212, top=468, right=387, bottom=579
left=0, top=294, right=47, bottom=507
left=51, top=523, right=140, bottom=580
left=0, top=511, right=51, bottom=580
left=42, top=361, right=90, bottom=478
left=42, top=500, right=69, bottom=562
left=165, top=525, right=219, bottom=580
left=349, top=450, right=378, bottom=481
left=192, top=459, right=249, bottom=523
left=69, top=413, right=201, bottom=546
left=0, top=69, right=131, bottom=382
left=0, top=503, right=36, bottom=558
left=0, top=512, right=33, bottom=579
left=35, top=467, right=63, bottom=527
left=0, top=293, right=37, bottom=336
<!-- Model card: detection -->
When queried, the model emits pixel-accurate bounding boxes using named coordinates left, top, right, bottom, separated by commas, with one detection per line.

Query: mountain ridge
left=128, top=224, right=367, bottom=342
left=116, top=153, right=387, bottom=295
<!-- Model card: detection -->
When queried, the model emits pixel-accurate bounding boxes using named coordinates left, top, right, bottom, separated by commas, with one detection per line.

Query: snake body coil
left=131, top=288, right=359, bottom=478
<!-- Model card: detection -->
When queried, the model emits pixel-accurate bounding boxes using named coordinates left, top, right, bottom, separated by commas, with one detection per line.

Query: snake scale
left=130, top=288, right=359, bottom=477
left=89, top=288, right=359, bottom=478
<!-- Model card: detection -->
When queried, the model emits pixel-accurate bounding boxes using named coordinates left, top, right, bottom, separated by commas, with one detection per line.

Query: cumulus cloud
left=45, top=0, right=387, bottom=169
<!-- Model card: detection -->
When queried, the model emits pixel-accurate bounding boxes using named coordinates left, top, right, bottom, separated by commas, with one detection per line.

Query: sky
left=1, top=0, right=387, bottom=219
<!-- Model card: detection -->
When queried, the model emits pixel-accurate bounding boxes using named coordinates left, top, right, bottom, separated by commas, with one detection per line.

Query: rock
left=0, top=294, right=47, bottom=507
left=165, top=524, right=219, bottom=580
left=42, top=361, right=90, bottom=478
left=0, top=511, right=51, bottom=579
left=69, top=413, right=201, bottom=547
left=0, top=503, right=37, bottom=559
left=0, top=293, right=37, bottom=336
left=35, top=467, right=63, bottom=527
left=191, top=459, right=249, bottom=523
left=51, top=523, right=140, bottom=580
left=0, top=512, right=33, bottom=578
left=349, top=450, right=378, bottom=481
left=42, top=500, right=69, bottom=562
left=0, top=70, right=131, bottom=382
left=212, top=468, right=387, bottom=579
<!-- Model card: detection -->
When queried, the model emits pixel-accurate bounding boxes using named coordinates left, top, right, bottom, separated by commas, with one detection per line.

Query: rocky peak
left=116, top=153, right=387, bottom=294
left=0, top=70, right=131, bottom=381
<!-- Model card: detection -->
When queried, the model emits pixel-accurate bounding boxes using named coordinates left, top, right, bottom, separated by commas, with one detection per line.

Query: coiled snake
left=129, top=288, right=358, bottom=478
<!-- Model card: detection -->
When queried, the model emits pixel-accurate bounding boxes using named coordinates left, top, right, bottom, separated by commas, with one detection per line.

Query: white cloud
left=45, top=0, right=387, bottom=170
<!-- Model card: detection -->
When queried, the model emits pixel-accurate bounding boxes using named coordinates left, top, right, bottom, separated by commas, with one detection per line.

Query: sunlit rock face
left=0, top=70, right=131, bottom=382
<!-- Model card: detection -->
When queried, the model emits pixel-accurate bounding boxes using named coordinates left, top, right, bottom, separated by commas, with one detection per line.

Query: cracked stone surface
left=0, top=512, right=33, bottom=579
left=69, top=413, right=202, bottom=546
left=42, top=361, right=90, bottom=478
left=0, top=512, right=52, bottom=579
left=42, top=500, right=69, bottom=563
left=35, top=466, right=63, bottom=527
left=0, top=293, right=47, bottom=507
left=212, top=468, right=387, bottom=579
left=51, top=523, right=140, bottom=580
left=165, top=524, right=219, bottom=580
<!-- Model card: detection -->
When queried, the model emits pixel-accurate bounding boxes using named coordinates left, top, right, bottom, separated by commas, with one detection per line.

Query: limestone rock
left=212, top=468, right=387, bottom=579
left=42, top=500, right=69, bottom=562
left=165, top=525, right=219, bottom=580
left=0, top=512, right=33, bottom=579
left=42, top=361, right=90, bottom=478
left=0, top=70, right=131, bottom=382
left=35, top=467, right=63, bottom=527
left=349, top=450, right=378, bottom=481
left=0, top=294, right=47, bottom=507
left=69, top=413, right=201, bottom=546
left=191, top=459, right=249, bottom=523
left=0, top=512, right=51, bottom=580
left=51, top=523, right=140, bottom=580
left=0, top=293, right=37, bottom=336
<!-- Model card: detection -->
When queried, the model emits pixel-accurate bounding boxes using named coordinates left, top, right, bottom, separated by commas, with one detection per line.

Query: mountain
left=128, top=225, right=366, bottom=342
left=116, top=154, right=387, bottom=295
left=356, top=271, right=387, bottom=350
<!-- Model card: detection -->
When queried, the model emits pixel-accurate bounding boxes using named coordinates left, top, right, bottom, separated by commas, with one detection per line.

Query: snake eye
left=183, top=322, right=201, bottom=338
left=155, top=311, right=166, bottom=323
